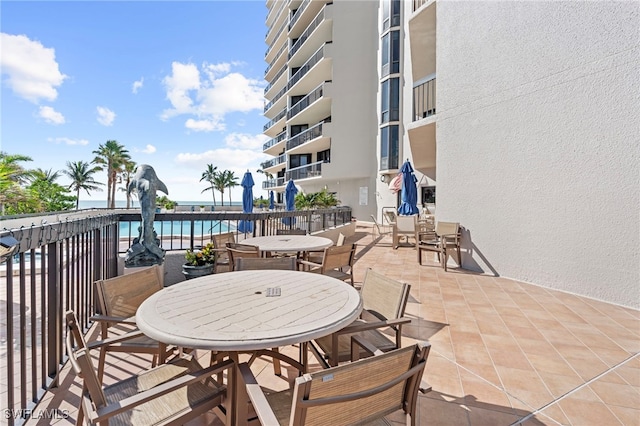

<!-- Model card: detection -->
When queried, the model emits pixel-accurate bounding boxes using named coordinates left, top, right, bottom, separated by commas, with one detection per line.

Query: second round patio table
left=241, top=234, right=333, bottom=255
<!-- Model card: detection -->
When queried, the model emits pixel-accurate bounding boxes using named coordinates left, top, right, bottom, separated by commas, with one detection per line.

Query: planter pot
left=182, top=263, right=215, bottom=280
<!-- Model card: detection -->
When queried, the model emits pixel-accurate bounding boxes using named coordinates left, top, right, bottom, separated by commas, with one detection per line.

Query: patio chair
left=309, top=268, right=411, bottom=367
left=225, top=242, right=261, bottom=272
left=211, top=231, right=236, bottom=273
left=298, top=243, right=357, bottom=286
left=393, top=215, right=418, bottom=249
left=370, top=214, right=392, bottom=241
left=417, top=221, right=461, bottom=271
left=92, top=265, right=173, bottom=381
left=306, top=232, right=345, bottom=264
left=234, top=256, right=297, bottom=271
left=237, top=340, right=431, bottom=426
left=65, top=311, right=231, bottom=426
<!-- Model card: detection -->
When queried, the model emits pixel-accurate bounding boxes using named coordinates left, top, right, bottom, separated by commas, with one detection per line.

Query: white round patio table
left=241, top=235, right=333, bottom=255
left=136, top=269, right=362, bottom=351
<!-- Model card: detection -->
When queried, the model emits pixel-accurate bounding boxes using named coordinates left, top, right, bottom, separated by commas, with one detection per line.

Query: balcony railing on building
left=289, top=0, right=310, bottom=30
left=288, top=43, right=328, bottom=90
left=263, top=176, right=286, bottom=189
left=0, top=206, right=352, bottom=425
left=286, top=160, right=324, bottom=181
left=413, top=76, right=436, bottom=121
left=263, top=107, right=287, bottom=132
left=260, top=153, right=286, bottom=171
left=289, top=5, right=327, bottom=59
left=263, top=130, right=287, bottom=152
left=264, top=64, right=287, bottom=95
left=287, top=122, right=324, bottom=151
left=287, top=82, right=326, bottom=120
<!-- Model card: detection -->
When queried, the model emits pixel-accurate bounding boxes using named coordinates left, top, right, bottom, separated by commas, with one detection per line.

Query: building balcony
left=265, top=0, right=289, bottom=45
left=263, top=130, right=287, bottom=156
left=264, top=63, right=287, bottom=98
left=287, top=42, right=333, bottom=95
left=4, top=212, right=637, bottom=426
left=413, top=76, right=436, bottom=121
left=287, top=81, right=332, bottom=126
left=408, top=0, right=436, bottom=82
left=286, top=160, right=324, bottom=181
left=288, top=0, right=326, bottom=38
left=263, top=107, right=287, bottom=137
left=264, top=40, right=288, bottom=82
left=288, top=3, right=332, bottom=65
left=262, top=176, right=286, bottom=189
left=286, top=121, right=331, bottom=155
left=265, top=13, right=289, bottom=63
left=260, top=153, right=286, bottom=174
left=264, top=83, right=287, bottom=115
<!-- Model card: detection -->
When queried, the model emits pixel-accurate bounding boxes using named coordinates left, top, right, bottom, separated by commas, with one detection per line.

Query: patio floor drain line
left=510, top=352, right=640, bottom=426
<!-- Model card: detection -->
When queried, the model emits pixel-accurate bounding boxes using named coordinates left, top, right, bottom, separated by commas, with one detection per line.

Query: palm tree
left=200, top=164, right=218, bottom=206
left=0, top=152, right=33, bottom=214
left=63, top=161, right=104, bottom=210
left=211, top=172, right=229, bottom=206
left=28, top=168, right=61, bottom=184
left=92, top=140, right=131, bottom=208
left=119, top=160, right=137, bottom=209
left=221, top=170, right=239, bottom=205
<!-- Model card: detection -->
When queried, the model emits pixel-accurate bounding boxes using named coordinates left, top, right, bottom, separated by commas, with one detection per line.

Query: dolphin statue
left=125, top=164, right=168, bottom=265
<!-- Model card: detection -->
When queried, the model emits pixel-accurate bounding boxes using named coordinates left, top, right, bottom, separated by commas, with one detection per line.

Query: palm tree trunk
left=76, top=189, right=80, bottom=210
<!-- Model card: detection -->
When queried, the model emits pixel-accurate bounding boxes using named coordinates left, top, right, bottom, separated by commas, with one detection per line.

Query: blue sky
left=1, top=1, right=272, bottom=203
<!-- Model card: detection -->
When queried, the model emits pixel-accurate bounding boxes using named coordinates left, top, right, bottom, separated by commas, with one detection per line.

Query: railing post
left=93, top=228, right=102, bottom=282
left=46, top=241, right=61, bottom=386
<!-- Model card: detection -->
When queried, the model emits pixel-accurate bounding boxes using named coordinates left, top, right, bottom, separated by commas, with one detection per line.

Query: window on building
left=382, top=0, right=400, bottom=30
left=317, top=149, right=330, bottom=163
left=381, top=30, right=400, bottom=76
left=290, top=124, right=308, bottom=137
left=381, top=77, right=400, bottom=123
left=380, top=125, right=399, bottom=170
left=290, top=154, right=312, bottom=169
left=421, top=186, right=436, bottom=204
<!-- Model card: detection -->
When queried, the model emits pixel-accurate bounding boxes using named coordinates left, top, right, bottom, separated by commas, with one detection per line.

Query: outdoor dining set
left=63, top=230, right=433, bottom=425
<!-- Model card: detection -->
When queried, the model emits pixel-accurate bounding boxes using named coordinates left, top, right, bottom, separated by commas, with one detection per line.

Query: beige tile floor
left=27, top=222, right=639, bottom=426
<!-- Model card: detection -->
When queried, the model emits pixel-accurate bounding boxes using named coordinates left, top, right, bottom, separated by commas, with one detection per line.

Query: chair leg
left=97, top=348, right=107, bottom=383
left=456, top=246, right=462, bottom=266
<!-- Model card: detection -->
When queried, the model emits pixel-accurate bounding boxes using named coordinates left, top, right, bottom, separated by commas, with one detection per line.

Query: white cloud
left=224, top=133, right=269, bottom=150
left=141, top=144, right=156, bottom=154
left=175, top=148, right=267, bottom=170
left=161, top=61, right=264, bottom=132
left=47, top=137, right=89, bottom=146
left=96, top=106, right=116, bottom=126
left=185, top=118, right=225, bottom=132
left=0, top=33, right=67, bottom=103
left=132, top=77, right=144, bottom=94
left=38, top=106, right=65, bottom=124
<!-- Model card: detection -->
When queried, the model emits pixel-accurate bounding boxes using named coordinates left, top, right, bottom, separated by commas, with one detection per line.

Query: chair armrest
left=91, top=359, right=234, bottom=423
left=351, top=335, right=384, bottom=361
left=297, top=259, right=321, bottom=269
left=85, top=330, right=147, bottom=349
left=335, top=317, right=412, bottom=334
left=238, top=362, right=280, bottom=426
left=419, top=379, right=432, bottom=393
left=90, top=314, right=137, bottom=325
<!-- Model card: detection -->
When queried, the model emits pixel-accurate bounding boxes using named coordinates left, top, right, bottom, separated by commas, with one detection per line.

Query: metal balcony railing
left=264, top=64, right=287, bottom=95
left=287, top=82, right=325, bottom=120
left=0, top=206, right=353, bottom=423
left=263, top=107, right=287, bottom=132
left=286, top=160, right=324, bottom=181
left=289, top=5, right=327, bottom=59
left=263, top=131, right=287, bottom=151
left=288, top=43, right=328, bottom=90
left=287, top=122, right=324, bottom=151
left=413, top=76, right=436, bottom=121
left=262, top=177, right=286, bottom=189
left=289, top=0, right=310, bottom=30
left=264, top=84, right=287, bottom=113
left=260, top=153, right=286, bottom=170
left=264, top=41, right=288, bottom=77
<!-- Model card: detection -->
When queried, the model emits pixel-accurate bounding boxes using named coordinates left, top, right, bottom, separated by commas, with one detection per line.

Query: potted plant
left=182, top=242, right=217, bottom=280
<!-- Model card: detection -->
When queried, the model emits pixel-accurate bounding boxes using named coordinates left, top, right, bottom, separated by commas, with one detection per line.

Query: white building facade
left=263, top=0, right=640, bottom=309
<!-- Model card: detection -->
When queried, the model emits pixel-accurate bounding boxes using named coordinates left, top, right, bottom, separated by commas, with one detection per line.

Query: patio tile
left=23, top=222, right=640, bottom=425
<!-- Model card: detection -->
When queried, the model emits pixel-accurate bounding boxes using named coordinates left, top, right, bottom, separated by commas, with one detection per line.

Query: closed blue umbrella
left=238, top=170, right=254, bottom=233
left=397, top=159, right=419, bottom=216
left=282, top=179, right=298, bottom=225
left=269, top=190, right=275, bottom=210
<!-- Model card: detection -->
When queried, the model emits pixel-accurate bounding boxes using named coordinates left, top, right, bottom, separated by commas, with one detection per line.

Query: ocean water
left=77, top=200, right=241, bottom=209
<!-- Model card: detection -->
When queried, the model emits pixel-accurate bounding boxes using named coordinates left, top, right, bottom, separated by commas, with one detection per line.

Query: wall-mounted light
left=380, top=174, right=390, bottom=183
left=0, top=236, right=19, bottom=262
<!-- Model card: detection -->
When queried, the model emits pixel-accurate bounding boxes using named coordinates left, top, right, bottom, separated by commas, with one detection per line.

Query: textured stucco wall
left=436, top=2, right=640, bottom=308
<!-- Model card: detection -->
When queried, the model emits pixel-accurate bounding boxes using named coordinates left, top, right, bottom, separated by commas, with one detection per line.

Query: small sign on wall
left=359, top=187, right=368, bottom=205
